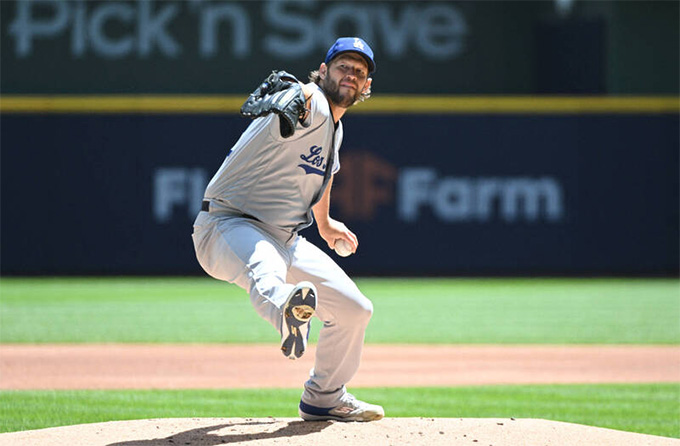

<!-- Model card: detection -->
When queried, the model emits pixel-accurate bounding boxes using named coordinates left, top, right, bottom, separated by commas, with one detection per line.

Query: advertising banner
left=2, top=112, right=677, bottom=275
left=0, top=0, right=608, bottom=95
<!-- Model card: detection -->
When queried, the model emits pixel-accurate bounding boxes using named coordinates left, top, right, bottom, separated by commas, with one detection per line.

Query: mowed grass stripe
left=1, top=277, right=678, bottom=344
left=0, top=384, right=678, bottom=437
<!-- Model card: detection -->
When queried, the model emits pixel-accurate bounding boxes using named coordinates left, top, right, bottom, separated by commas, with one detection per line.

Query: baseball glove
left=240, top=71, right=308, bottom=138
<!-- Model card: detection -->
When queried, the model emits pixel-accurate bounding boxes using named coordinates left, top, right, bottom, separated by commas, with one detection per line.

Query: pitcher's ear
left=362, top=78, right=373, bottom=93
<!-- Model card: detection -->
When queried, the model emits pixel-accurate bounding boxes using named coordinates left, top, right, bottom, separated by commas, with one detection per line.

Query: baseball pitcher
left=192, top=37, right=384, bottom=422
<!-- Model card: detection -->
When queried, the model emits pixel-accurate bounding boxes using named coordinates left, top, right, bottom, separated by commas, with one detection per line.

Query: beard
left=320, top=77, right=362, bottom=108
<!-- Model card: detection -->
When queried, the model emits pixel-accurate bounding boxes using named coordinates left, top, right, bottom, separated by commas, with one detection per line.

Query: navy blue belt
left=201, top=200, right=260, bottom=222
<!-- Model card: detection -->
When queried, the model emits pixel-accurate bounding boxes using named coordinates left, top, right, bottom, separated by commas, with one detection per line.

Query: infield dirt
left=1, top=344, right=679, bottom=445
left=1, top=344, right=679, bottom=389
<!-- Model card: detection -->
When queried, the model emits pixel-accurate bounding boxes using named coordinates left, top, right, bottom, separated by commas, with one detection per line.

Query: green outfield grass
left=1, top=277, right=678, bottom=344
left=1, top=384, right=678, bottom=437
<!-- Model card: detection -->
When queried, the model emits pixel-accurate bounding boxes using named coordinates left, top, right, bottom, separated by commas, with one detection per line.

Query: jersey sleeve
left=332, top=122, right=343, bottom=174
left=304, top=86, right=324, bottom=128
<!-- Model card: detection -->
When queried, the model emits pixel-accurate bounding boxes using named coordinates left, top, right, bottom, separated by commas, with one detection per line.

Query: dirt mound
left=0, top=418, right=677, bottom=446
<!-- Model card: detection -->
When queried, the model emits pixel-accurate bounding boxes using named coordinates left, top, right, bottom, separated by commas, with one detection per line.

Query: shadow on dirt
left=107, top=419, right=332, bottom=445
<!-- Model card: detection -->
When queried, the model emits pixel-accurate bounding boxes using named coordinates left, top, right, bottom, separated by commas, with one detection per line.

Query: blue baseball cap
left=325, top=37, right=376, bottom=74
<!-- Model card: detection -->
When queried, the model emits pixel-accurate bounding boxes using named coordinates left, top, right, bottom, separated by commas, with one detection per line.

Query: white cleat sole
left=280, top=282, right=316, bottom=359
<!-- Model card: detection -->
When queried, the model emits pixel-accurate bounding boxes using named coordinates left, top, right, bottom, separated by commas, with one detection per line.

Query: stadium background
left=1, top=1, right=679, bottom=441
left=1, top=0, right=678, bottom=277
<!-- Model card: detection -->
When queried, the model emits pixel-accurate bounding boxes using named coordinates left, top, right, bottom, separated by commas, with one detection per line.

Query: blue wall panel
left=2, top=113, right=677, bottom=275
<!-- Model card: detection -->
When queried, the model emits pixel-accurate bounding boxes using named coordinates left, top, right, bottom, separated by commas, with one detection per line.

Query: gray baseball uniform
left=192, top=82, right=373, bottom=408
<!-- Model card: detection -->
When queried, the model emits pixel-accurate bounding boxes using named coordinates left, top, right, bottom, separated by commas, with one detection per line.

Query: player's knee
left=343, top=293, right=373, bottom=326
left=360, top=297, right=374, bottom=322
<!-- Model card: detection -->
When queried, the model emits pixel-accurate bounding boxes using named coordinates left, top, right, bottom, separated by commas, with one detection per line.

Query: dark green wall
left=1, top=0, right=677, bottom=94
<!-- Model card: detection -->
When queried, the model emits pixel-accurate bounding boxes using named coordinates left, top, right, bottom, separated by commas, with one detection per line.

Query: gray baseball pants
left=192, top=210, right=373, bottom=408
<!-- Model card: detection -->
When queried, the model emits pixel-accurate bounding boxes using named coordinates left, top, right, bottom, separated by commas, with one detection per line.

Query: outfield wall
left=2, top=1, right=678, bottom=95
left=1, top=0, right=678, bottom=276
left=1, top=98, right=678, bottom=276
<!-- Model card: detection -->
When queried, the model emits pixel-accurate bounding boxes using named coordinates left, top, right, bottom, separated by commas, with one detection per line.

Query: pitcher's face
left=319, top=54, right=371, bottom=108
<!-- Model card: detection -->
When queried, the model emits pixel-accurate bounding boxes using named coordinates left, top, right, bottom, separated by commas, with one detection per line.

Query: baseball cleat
left=280, top=281, right=316, bottom=360
left=298, top=394, right=385, bottom=422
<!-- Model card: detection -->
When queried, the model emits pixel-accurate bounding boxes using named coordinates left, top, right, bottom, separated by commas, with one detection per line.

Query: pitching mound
left=1, top=418, right=677, bottom=446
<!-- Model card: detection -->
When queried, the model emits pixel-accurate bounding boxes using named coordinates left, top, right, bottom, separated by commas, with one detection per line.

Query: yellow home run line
left=0, top=95, right=678, bottom=114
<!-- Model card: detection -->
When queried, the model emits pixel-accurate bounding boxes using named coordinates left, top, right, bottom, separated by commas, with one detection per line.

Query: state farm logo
left=333, top=152, right=397, bottom=220
left=151, top=154, right=565, bottom=224
left=333, top=151, right=565, bottom=224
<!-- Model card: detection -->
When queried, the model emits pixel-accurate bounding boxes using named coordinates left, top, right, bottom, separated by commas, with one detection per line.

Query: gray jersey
left=204, top=83, right=342, bottom=232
